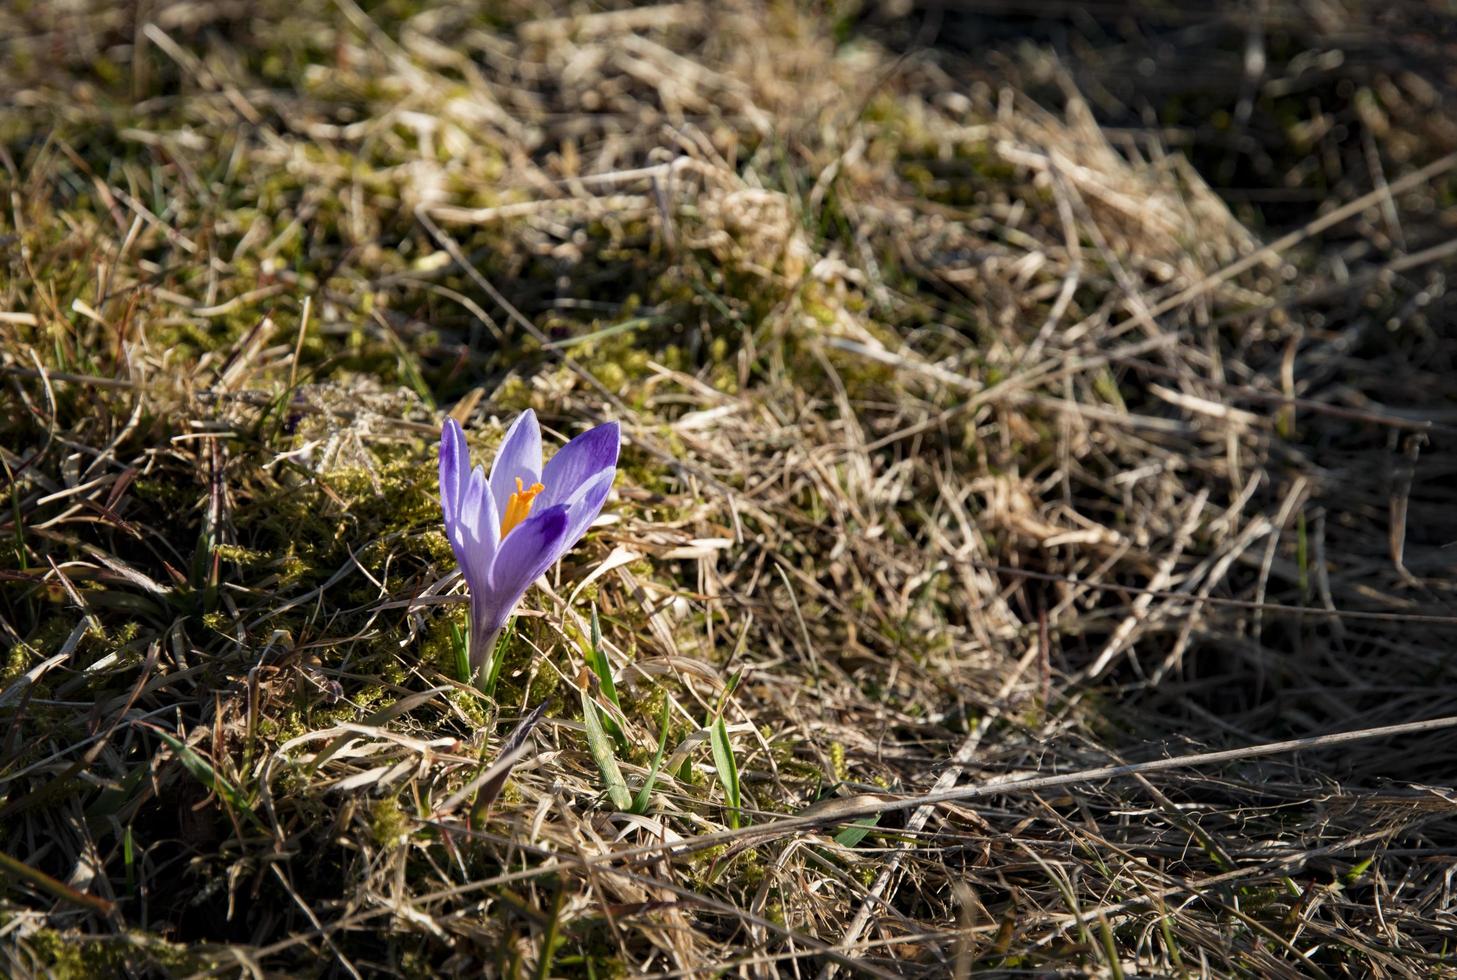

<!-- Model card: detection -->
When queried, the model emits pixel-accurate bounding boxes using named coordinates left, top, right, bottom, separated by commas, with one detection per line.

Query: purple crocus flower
left=439, top=410, right=619, bottom=680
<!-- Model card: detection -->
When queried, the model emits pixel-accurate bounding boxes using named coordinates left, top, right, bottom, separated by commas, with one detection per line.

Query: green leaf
left=833, top=815, right=879, bottom=848
left=0, top=849, right=114, bottom=915
left=714, top=668, right=744, bottom=715
left=482, top=620, right=512, bottom=696
left=580, top=687, right=632, bottom=810
left=709, top=715, right=742, bottom=828
left=630, top=700, right=673, bottom=815
left=152, top=727, right=258, bottom=822
left=705, top=669, right=745, bottom=828
left=586, top=605, right=626, bottom=749
left=588, top=606, right=622, bottom=709
left=1343, top=855, right=1375, bottom=887
left=123, top=825, right=135, bottom=891
left=533, top=885, right=567, bottom=980
left=450, top=619, right=469, bottom=686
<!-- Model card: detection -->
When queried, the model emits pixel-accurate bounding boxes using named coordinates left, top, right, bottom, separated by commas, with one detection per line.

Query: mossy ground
left=3, top=1, right=1457, bottom=977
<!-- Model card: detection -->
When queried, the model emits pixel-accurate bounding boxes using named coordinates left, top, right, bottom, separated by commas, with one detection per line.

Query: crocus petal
left=489, top=410, right=543, bottom=519
left=558, top=467, right=615, bottom=551
left=537, top=421, right=620, bottom=511
left=457, top=464, right=485, bottom=545
left=478, top=468, right=503, bottom=556
left=451, top=464, right=498, bottom=593
left=476, top=504, right=571, bottom=631
left=438, top=418, right=470, bottom=522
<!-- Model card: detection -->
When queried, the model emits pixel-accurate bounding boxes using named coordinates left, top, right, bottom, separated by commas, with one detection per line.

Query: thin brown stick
left=641, top=713, right=1457, bottom=860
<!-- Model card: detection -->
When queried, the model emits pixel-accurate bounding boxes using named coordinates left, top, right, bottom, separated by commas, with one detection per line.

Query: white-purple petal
left=452, top=465, right=496, bottom=592
left=537, top=421, right=620, bottom=511
left=474, top=469, right=501, bottom=557
left=558, top=467, right=615, bottom=551
left=458, top=465, right=484, bottom=542
left=438, top=417, right=470, bottom=522
left=476, top=504, right=571, bottom=631
left=489, top=410, right=543, bottom=519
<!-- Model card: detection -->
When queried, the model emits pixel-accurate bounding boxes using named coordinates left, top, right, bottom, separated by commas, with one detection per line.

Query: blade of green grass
left=542, top=314, right=672, bottom=350
left=833, top=815, right=880, bottom=848
left=588, top=605, right=621, bottom=709
left=532, top=884, right=567, bottom=980
left=630, top=700, right=673, bottom=815
left=151, top=727, right=259, bottom=825
left=585, top=605, right=626, bottom=749
left=580, top=686, right=632, bottom=811
left=707, top=668, right=745, bottom=827
left=482, top=620, right=512, bottom=696
left=708, top=714, right=742, bottom=828
left=451, top=619, right=470, bottom=687
left=123, top=825, right=135, bottom=892
left=0, top=849, right=115, bottom=915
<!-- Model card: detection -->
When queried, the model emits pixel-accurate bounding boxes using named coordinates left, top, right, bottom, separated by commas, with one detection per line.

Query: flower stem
left=470, top=622, right=504, bottom=694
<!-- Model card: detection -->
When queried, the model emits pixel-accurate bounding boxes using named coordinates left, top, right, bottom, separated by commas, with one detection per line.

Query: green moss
left=214, top=543, right=267, bottom=567
left=419, top=603, right=470, bottom=680
left=18, top=616, right=89, bottom=658
left=16, top=929, right=199, bottom=977
left=490, top=375, right=535, bottom=413
left=109, top=621, right=140, bottom=646
left=0, top=640, right=35, bottom=685
left=370, top=796, right=411, bottom=848
left=525, top=660, right=562, bottom=704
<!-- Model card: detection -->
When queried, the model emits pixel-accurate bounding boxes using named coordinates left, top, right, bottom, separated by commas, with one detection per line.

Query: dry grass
left=2, top=1, right=1457, bottom=976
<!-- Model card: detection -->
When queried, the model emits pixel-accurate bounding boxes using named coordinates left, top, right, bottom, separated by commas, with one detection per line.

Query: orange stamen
left=500, top=477, right=545, bottom=538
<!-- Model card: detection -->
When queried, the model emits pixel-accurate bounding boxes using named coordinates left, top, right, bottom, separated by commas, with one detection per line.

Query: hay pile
left=2, top=1, right=1455, bottom=975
